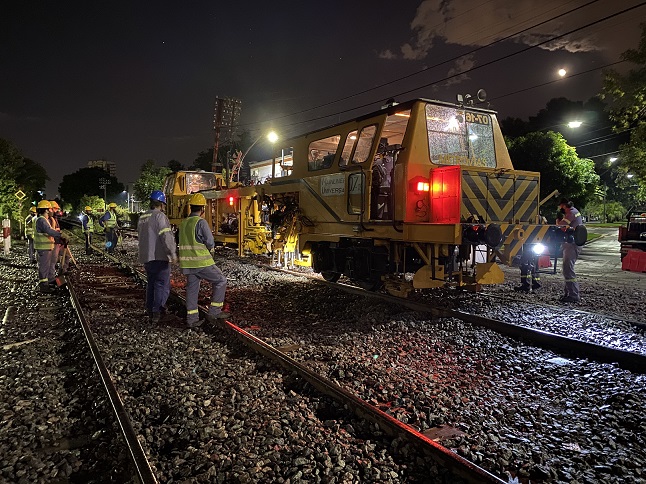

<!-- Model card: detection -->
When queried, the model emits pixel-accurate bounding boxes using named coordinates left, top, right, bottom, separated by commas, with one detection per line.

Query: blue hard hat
left=150, top=190, right=166, bottom=203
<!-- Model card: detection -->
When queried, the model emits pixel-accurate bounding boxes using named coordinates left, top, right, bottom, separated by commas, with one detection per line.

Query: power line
left=271, top=2, right=646, bottom=135
left=235, top=0, right=603, bottom=129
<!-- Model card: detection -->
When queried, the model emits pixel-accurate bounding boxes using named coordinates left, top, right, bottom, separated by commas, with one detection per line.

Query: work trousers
left=185, top=265, right=227, bottom=324
left=105, top=228, right=118, bottom=253
left=37, top=249, right=53, bottom=286
left=27, top=237, right=35, bottom=262
left=144, top=260, right=171, bottom=316
left=84, top=231, right=93, bottom=254
left=562, top=243, right=581, bottom=300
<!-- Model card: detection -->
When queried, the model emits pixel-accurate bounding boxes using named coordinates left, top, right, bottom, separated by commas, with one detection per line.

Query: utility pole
left=99, top=177, right=111, bottom=209
left=212, top=97, right=242, bottom=174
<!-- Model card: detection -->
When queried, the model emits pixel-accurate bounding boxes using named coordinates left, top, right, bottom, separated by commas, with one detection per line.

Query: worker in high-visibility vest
left=81, top=206, right=94, bottom=255
left=34, top=200, right=64, bottom=293
left=48, top=201, right=66, bottom=276
left=99, top=202, right=119, bottom=253
left=24, top=206, right=37, bottom=263
left=179, top=193, right=228, bottom=328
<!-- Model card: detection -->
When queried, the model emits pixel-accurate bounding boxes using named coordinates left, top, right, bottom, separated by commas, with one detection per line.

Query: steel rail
left=64, top=276, right=158, bottom=484
left=89, top=244, right=505, bottom=483
left=272, top=267, right=646, bottom=374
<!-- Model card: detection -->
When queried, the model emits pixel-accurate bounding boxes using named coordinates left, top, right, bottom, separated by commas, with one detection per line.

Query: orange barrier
left=622, top=250, right=646, bottom=273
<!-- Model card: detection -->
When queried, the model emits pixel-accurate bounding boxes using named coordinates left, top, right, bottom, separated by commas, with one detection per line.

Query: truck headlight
left=532, top=243, right=546, bottom=255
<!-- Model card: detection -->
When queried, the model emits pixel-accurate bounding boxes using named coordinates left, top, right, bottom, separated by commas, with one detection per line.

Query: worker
left=48, top=201, right=64, bottom=276
left=81, top=206, right=94, bottom=255
left=557, top=197, right=584, bottom=303
left=179, top=193, right=228, bottom=328
left=514, top=249, right=541, bottom=293
left=24, top=206, right=37, bottom=264
left=137, top=190, right=177, bottom=324
left=34, top=200, right=64, bottom=293
left=99, top=202, right=119, bottom=253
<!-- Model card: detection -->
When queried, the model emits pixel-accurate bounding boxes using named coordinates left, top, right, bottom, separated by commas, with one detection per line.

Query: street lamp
left=567, top=120, right=582, bottom=128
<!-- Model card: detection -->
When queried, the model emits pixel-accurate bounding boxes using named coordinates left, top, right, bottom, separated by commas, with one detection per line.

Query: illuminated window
left=425, top=104, right=496, bottom=168
left=352, top=125, right=377, bottom=164
left=308, top=135, right=341, bottom=171
left=339, top=130, right=358, bottom=167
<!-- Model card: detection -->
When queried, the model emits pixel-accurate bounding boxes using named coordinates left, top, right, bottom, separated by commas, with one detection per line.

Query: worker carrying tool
left=178, top=193, right=229, bottom=329
left=99, top=202, right=119, bottom=254
left=34, top=200, right=65, bottom=293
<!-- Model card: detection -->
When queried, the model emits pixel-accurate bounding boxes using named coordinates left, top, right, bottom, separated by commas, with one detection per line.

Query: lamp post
left=232, top=131, right=279, bottom=184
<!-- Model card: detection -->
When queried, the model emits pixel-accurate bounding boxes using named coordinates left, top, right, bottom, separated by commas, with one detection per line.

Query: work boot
left=38, top=283, right=54, bottom=294
left=531, top=283, right=541, bottom=291
left=150, top=312, right=175, bottom=324
left=205, top=311, right=230, bottom=323
left=513, top=285, right=530, bottom=293
left=186, top=319, right=203, bottom=329
left=559, top=295, right=580, bottom=303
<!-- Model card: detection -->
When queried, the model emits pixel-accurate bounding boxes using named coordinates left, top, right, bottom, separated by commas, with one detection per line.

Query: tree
left=133, top=160, right=171, bottom=202
left=167, top=159, right=185, bottom=172
left=601, top=22, right=646, bottom=186
left=507, top=131, right=599, bottom=209
left=15, top=158, right=49, bottom=203
left=78, top=195, right=105, bottom=214
left=59, top=167, right=124, bottom=210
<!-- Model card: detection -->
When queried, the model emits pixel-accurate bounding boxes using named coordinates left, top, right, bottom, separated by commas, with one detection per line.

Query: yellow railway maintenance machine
left=163, top=98, right=553, bottom=296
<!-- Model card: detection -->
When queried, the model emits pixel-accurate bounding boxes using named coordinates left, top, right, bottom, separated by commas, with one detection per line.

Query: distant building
left=88, top=159, right=116, bottom=177
left=249, top=153, right=293, bottom=184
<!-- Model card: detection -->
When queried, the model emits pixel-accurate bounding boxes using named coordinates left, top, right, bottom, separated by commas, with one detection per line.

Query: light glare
left=532, top=243, right=546, bottom=255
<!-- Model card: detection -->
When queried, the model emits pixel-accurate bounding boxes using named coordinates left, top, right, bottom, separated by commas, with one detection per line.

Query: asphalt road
left=578, top=227, right=646, bottom=287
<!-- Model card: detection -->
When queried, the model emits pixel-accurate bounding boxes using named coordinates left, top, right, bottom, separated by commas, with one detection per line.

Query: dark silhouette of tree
left=59, top=167, right=124, bottom=209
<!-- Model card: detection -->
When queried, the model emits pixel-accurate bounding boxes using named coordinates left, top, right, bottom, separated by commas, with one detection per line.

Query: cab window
left=339, top=130, right=357, bottom=167
left=352, top=125, right=377, bottom=164
left=308, top=135, right=341, bottom=171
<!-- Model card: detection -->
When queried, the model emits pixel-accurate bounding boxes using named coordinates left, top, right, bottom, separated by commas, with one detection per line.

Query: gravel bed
left=0, top=243, right=132, bottom=483
left=207, top=252, right=646, bottom=483
left=68, top=253, right=466, bottom=482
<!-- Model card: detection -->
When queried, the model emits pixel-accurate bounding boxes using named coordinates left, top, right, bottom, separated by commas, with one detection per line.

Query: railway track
left=77, top=242, right=502, bottom=482
left=83, top=238, right=645, bottom=482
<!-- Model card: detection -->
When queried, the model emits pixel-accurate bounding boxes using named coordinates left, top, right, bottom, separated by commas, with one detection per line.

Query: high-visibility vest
left=85, top=215, right=94, bottom=233
left=25, top=215, right=35, bottom=238
left=104, top=211, right=117, bottom=228
left=179, top=216, right=213, bottom=269
left=34, top=216, right=54, bottom=250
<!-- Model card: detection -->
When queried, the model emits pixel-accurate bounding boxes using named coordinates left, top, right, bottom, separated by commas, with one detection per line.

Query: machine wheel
left=321, top=271, right=341, bottom=282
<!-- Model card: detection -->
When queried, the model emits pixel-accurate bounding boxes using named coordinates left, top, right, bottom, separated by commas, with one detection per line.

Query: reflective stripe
left=85, top=216, right=94, bottom=232
left=39, top=278, right=48, bottom=283
left=179, top=217, right=213, bottom=269
left=187, top=309, right=199, bottom=315
left=565, top=278, right=577, bottom=282
left=158, top=227, right=171, bottom=235
left=139, top=213, right=152, bottom=220
left=210, top=302, right=223, bottom=307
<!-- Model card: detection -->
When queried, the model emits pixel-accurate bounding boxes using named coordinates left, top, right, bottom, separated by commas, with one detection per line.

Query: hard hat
left=50, top=200, right=60, bottom=210
left=29, top=206, right=37, bottom=213
left=37, top=200, right=52, bottom=209
left=189, top=193, right=207, bottom=206
left=85, top=206, right=93, bottom=212
left=150, top=190, right=166, bottom=204
left=109, top=202, right=117, bottom=208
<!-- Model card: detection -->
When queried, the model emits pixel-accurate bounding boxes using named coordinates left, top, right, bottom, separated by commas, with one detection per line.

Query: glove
left=171, top=255, right=178, bottom=264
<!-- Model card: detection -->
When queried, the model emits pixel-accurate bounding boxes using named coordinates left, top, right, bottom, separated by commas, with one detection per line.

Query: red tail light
left=429, top=165, right=461, bottom=223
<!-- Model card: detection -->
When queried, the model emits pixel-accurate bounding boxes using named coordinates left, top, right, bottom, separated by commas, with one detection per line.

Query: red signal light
left=228, top=196, right=234, bottom=206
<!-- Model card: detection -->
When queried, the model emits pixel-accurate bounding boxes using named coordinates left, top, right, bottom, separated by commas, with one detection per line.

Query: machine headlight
left=532, top=243, right=546, bottom=255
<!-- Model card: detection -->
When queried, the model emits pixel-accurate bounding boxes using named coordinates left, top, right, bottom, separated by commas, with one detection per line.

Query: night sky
left=1, top=0, right=644, bottom=198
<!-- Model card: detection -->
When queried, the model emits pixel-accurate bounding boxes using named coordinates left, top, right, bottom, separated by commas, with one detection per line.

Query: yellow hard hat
left=85, top=206, right=93, bottom=212
left=109, top=202, right=117, bottom=208
left=29, top=206, right=37, bottom=213
left=189, top=193, right=207, bottom=206
left=50, top=200, right=60, bottom=210
left=37, top=200, right=52, bottom=209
